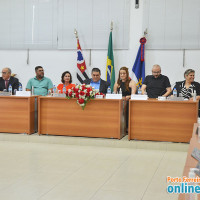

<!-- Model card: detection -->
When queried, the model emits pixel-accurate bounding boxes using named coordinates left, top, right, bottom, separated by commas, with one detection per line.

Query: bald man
left=0, top=68, right=19, bottom=93
left=141, top=64, right=171, bottom=98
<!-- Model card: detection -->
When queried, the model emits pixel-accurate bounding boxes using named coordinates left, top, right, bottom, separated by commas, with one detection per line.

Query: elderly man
left=141, top=64, right=171, bottom=98
left=0, top=68, right=19, bottom=93
left=83, top=68, right=110, bottom=94
left=26, top=66, right=53, bottom=96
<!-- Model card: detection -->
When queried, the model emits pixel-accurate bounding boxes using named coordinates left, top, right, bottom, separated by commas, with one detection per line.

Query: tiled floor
left=0, top=140, right=187, bottom=200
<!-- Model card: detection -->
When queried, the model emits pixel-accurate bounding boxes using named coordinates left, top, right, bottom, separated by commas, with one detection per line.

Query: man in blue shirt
left=26, top=66, right=53, bottom=96
left=83, top=68, right=110, bottom=94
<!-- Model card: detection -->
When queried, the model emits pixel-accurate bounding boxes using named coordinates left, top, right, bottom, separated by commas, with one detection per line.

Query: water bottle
left=31, top=86, right=34, bottom=95
left=63, top=86, right=66, bottom=93
left=18, top=84, right=22, bottom=91
left=107, top=87, right=111, bottom=94
left=48, top=89, right=51, bottom=96
left=119, top=88, right=122, bottom=94
left=53, top=85, right=57, bottom=93
left=193, top=90, right=196, bottom=102
left=138, top=87, right=142, bottom=95
left=173, top=88, right=177, bottom=97
left=8, top=84, right=12, bottom=95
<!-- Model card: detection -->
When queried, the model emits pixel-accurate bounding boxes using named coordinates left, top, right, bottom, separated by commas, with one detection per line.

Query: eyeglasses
left=1, top=72, right=7, bottom=74
left=152, top=71, right=160, bottom=74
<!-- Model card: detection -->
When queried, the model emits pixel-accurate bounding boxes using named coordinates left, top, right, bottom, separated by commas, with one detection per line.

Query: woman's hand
left=125, top=95, right=131, bottom=100
left=189, top=97, right=193, bottom=101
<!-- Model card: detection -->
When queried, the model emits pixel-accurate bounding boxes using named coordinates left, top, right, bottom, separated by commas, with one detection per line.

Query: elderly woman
left=173, top=69, right=200, bottom=100
left=57, top=71, right=75, bottom=93
left=113, top=66, right=137, bottom=99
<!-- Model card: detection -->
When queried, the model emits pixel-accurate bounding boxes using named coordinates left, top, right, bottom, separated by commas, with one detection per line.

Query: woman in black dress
left=113, top=67, right=137, bottom=132
left=113, top=66, right=137, bottom=98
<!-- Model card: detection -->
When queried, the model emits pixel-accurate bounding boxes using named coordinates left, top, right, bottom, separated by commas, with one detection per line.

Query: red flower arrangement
left=66, top=84, right=104, bottom=110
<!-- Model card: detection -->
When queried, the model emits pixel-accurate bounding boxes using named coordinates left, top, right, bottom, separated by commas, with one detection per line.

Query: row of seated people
left=0, top=65, right=200, bottom=102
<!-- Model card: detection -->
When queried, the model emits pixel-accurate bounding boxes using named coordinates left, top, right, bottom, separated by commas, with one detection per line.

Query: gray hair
left=184, top=69, right=195, bottom=77
left=3, top=68, right=11, bottom=74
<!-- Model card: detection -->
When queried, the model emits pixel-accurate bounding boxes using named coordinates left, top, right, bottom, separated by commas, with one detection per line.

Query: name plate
left=167, top=96, right=185, bottom=101
left=52, top=93, right=66, bottom=97
left=106, top=94, right=122, bottom=99
left=158, top=96, right=166, bottom=101
left=16, top=91, right=31, bottom=97
left=0, top=92, right=11, bottom=96
left=131, top=94, right=148, bottom=100
left=95, top=95, right=104, bottom=99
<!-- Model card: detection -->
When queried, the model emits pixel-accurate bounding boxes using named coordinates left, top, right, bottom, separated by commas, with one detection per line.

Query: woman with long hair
left=113, top=67, right=137, bottom=132
left=113, top=66, right=137, bottom=99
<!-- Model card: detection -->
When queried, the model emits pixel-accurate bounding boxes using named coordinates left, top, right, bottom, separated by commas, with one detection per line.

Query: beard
left=38, top=74, right=44, bottom=79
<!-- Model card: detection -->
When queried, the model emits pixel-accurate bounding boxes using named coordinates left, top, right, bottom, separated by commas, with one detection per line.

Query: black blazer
left=0, top=76, right=19, bottom=93
left=83, top=78, right=110, bottom=94
left=173, top=81, right=200, bottom=97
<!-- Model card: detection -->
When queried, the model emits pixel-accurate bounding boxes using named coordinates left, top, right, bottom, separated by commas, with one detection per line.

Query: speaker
left=135, top=0, right=139, bottom=9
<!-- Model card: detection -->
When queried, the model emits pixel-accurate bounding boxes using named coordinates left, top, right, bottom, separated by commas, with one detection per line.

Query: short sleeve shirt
left=143, top=74, right=171, bottom=98
left=26, top=76, right=53, bottom=96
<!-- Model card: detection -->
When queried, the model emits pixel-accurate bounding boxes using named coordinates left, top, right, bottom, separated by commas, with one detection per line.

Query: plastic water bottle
left=138, top=87, right=142, bottom=95
left=107, top=87, right=111, bottom=94
left=8, top=84, right=12, bottom=95
left=119, top=88, right=122, bottom=94
left=31, top=86, right=34, bottom=95
left=63, top=86, right=66, bottom=93
left=173, top=88, right=177, bottom=97
left=18, top=84, right=22, bottom=91
left=193, top=90, right=196, bottom=102
left=48, top=89, right=51, bottom=96
left=53, top=85, right=57, bottom=93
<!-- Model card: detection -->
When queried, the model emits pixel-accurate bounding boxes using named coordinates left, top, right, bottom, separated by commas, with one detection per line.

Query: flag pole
left=110, top=21, right=113, bottom=31
left=143, top=28, right=148, bottom=37
left=74, top=29, right=78, bottom=39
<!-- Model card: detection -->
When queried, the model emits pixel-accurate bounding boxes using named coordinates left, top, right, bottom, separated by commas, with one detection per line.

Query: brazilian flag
left=106, top=31, right=115, bottom=92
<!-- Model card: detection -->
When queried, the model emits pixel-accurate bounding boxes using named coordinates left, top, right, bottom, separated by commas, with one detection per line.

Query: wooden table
left=0, top=96, right=36, bottom=134
left=179, top=123, right=200, bottom=200
left=38, top=97, right=124, bottom=139
left=128, top=99, right=198, bottom=142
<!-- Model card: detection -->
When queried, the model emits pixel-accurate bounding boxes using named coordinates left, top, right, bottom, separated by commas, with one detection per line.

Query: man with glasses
left=26, top=66, right=53, bottom=96
left=141, top=64, right=171, bottom=98
left=83, top=68, right=110, bottom=94
left=0, top=68, right=19, bottom=93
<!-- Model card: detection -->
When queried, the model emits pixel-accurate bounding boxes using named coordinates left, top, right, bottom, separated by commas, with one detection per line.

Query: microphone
left=135, top=0, right=139, bottom=8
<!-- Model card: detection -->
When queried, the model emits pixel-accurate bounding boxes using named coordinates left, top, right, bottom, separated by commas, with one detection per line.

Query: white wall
left=0, top=0, right=200, bottom=89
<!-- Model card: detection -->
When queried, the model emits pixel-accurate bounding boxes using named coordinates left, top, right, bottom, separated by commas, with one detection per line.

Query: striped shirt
left=180, top=83, right=195, bottom=99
